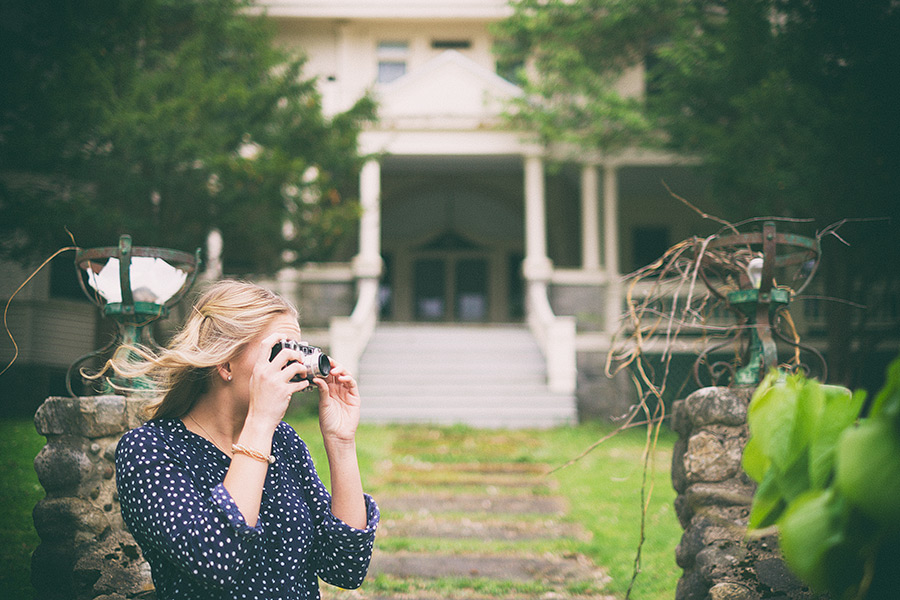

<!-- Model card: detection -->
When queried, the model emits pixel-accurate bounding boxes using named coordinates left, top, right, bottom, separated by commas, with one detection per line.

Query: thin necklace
left=187, top=414, right=232, bottom=457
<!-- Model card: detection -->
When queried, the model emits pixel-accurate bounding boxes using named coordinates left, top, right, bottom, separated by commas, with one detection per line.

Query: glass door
left=413, top=258, right=446, bottom=321
left=455, top=258, right=488, bottom=321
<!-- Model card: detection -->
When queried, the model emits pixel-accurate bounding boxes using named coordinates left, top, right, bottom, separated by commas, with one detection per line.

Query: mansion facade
left=259, top=0, right=712, bottom=402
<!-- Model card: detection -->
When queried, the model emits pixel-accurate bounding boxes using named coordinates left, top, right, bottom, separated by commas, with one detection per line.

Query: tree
left=494, top=0, right=900, bottom=389
left=0, top=0, right=374, bottom=274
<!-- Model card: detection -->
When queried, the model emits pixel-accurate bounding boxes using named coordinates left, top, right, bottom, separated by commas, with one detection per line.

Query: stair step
left=357, top=324, right=576, bottom=428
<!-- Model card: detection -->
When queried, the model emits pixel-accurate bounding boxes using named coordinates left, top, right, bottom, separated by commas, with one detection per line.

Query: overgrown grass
left=1, top=417, right=681, bottom=600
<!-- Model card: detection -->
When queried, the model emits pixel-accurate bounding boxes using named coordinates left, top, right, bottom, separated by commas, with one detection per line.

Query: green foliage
left=492, top=0, right=676, bottom=152
left=496, top=0, right=900, bottom=388
left=0, top=0, right=374, bottom=273
left=744, top=358, right=900, bottom=599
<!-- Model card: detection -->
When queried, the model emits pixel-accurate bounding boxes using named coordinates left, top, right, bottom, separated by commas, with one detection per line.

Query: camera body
left=269, top=339, right=331, bottom=384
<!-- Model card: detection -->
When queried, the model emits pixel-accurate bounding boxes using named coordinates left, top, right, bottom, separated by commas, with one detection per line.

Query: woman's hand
left=314, top=362, right=368, bottom=529
left=314, top=362, right=361, bottom=444
left=245, top=332, right=309, bottom=431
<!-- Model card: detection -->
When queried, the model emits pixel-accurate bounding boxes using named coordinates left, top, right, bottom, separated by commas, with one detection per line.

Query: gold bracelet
left=231, top=443, right=276, bottom=465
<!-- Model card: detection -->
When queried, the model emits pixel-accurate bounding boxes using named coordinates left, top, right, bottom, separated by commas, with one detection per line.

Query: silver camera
left=269, top=339, right=331, bottom=384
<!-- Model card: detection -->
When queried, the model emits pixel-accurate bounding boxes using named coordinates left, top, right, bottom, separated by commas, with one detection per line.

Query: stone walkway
left=322, top=428, right=615, bottom=600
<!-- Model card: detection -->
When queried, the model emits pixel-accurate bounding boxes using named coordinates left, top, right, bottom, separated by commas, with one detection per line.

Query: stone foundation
left=31, top=395, right=155, bottom=600
left=671, top=386, right=825, bottom=600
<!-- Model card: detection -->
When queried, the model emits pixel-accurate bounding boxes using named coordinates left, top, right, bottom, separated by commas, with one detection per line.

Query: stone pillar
left=671, top=387, right=825, bottom=600
left=31, top=395, right=154, bottom=600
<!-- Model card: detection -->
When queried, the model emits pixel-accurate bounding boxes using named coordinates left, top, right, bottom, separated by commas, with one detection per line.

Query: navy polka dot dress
left=115, top=419, right=379, bottom=600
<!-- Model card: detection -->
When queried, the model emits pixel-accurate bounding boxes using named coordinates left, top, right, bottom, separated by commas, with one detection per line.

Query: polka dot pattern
left=115, top=419, right=379, bottom=599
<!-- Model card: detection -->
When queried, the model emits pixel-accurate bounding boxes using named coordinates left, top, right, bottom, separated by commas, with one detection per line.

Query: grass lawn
left=1, top=417, right=682, bottom=600
left=1, top=418, right=45, bottom=600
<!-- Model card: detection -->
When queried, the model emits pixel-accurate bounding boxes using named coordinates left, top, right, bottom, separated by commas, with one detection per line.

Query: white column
left=354, top=159, right=382, bottom=278
left=336, top=22, right=351, bottom=113
left=523, top=155, right=553, bottom=281
left=331, top=158, right=382, bottom=375
left=581, top=164, right=601, bottom=271
left=603, top=163, right=622, bottom=335
left=520, top=155, right=577, bottom=394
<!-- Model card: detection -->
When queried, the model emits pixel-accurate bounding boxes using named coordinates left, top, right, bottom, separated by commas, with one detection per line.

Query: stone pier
left=671, top=386, right=824, bottom=600
left=31, top=395, right=154, bottom=600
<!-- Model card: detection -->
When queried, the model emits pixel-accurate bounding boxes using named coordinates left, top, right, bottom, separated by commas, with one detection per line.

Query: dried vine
left=552, top=191, right=837, bottom=598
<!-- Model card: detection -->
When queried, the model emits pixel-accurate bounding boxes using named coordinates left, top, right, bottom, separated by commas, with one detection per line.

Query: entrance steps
left=357, top=324, right=577, bottom=428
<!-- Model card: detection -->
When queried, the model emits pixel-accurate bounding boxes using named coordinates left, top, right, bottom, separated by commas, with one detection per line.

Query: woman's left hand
left=314, top=363, right=361, bottom=444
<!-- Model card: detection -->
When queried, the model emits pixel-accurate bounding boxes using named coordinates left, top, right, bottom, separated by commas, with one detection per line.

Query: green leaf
left=835, top=420, right=900, bottom=527
left=778, top=488, right=845, bottom=592
left=748, top=468, right=786, bottom=529
left=808, top=385, right=862, bottom=489
left=868, top=357, right=900, bottom=424
left=741, top=435, right=770, bottom=482
left=746, top=373, right=801, bottom=473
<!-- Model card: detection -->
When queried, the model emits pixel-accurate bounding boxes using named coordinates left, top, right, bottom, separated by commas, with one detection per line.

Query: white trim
left=359, top=129, right=542, bottom=156
left=378, top=50, right=523, bottom=98
left=297, top=263, right=354, bottom=282
left=551, top=269, right=610, bottom=286
left=258, top=1, right=513, bottom=20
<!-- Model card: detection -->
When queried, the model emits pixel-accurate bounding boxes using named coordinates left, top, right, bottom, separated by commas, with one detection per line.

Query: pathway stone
left=380, top=515, right=592, bottom=541
left=323, top=426, right=614, bottom=600
left=369, top=552, right=607, bottom=583
left=377, top=493, right=567, bottom=516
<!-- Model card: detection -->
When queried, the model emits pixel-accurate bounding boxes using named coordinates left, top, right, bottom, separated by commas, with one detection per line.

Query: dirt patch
left=390, top=461, right=551, bottom=475
left=370, top=551, right=610, bottom=585
left=380, top=515, right=592, bottom=542
left=378, top=493, right=567, bottom=516
left=383, top=471, right=554, bottom=490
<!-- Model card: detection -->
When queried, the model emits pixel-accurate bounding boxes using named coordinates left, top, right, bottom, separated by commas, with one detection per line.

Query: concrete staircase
left=357, top=324, right=577, bottom=428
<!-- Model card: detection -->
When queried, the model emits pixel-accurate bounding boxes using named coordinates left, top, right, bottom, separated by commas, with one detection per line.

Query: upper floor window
left=377, top=40, right=408, bottom=83
left=431, top=39, right=471, bottom=50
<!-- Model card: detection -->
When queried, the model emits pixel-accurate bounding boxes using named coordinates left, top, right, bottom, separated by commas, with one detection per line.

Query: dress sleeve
left=288, top=428, right=379, bottom=590
left=115, top=426, right=263, bottom=589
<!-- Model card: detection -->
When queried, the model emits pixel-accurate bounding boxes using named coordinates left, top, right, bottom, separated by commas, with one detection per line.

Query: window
left=377, top=41, right=408, bottom=83
left=632, top=226, right=671, bottom=271
left=431, top=39, right=471, bottom=50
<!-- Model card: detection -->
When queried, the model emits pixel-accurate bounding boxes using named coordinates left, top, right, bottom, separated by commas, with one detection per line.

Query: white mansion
left=0, top=0, right=714, bottom=424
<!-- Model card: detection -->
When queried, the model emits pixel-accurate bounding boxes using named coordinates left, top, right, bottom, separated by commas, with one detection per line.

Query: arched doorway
left=411, top=231, right=490, bottom=322
left=380, top=176, right=524, bottom=323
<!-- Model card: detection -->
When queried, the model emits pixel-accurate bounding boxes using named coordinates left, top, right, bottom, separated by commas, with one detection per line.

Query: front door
left=455, top=257, right=488, bottom=321
left=413, top=254, right=489, bottom=322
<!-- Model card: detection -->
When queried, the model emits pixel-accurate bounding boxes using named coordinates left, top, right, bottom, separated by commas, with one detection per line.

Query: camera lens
left=316, top=354, right=332, bottom=378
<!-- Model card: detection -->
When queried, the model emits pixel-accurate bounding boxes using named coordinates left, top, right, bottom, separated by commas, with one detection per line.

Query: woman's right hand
left=244, top=330, right=309, bottom=432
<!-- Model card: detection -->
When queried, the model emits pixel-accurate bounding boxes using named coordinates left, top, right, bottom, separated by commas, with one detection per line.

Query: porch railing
left=527, top=281, right=577, bottom=394
left=329, top=277, right=379, bottom=377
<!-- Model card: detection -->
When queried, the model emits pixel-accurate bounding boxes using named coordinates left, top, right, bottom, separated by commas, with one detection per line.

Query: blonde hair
left=102, top=279, right=298, bottom=420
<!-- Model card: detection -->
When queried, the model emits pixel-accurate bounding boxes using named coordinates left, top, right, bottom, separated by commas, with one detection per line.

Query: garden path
left=323, top=427, right=616, bottom=600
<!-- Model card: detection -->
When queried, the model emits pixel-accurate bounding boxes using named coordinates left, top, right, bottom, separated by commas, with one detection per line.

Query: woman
left=112, top=279, right=378, bottom=600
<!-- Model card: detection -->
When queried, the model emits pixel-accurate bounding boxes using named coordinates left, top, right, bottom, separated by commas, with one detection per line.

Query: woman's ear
left=216, top=364, right=233, bottom=382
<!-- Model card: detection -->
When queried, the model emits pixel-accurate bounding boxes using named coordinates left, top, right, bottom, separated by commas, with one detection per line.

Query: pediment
left=377, top=50, right=522, bottom=126
left=418, top=229, right=481, bottom=251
